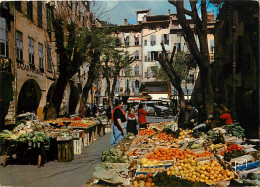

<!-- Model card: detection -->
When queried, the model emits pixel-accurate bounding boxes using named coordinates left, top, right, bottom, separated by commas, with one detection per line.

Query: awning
left=128, top=98, right=148, bottom=101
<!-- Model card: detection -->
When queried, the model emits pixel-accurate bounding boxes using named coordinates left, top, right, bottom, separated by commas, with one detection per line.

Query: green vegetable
left=2, top=130, right=12, bottom=135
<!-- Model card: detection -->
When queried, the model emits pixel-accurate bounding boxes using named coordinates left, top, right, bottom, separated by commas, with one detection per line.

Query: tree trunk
left=169, top=0, right=214, bottom=116
left=81, top=51, right=101, bottom=103
left=110, top=72, right=118, bottom=102
left=158, top=44, right=186, bottom=108
left=45, top=73, right=68, bottom=119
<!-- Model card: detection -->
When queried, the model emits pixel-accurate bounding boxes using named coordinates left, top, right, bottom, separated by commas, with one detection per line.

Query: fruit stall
left=87, top=121, right=260, bottom=186
left=0, top=117, right=103, bottom=167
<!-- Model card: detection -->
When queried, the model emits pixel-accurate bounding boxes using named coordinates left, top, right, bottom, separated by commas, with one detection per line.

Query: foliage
left=0, top=57, right=11, bottom=71
left=223, top=123, right=245, bottom=138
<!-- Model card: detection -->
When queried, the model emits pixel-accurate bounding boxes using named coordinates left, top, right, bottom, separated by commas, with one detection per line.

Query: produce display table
left=88, top=121, right=260, bottom=186
left=1, top=140, right=46, bottom=168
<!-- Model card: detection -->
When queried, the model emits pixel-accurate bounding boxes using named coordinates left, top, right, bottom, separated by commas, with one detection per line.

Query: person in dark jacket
left=178, top=103, right=198, bottom=129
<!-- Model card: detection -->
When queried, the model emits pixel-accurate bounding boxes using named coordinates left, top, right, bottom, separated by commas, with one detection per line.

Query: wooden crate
left=83, top=129, right=90, bottom=147
left=57, top=139, right=74, bottom=162
left=71, top=130, right=84, bottom=154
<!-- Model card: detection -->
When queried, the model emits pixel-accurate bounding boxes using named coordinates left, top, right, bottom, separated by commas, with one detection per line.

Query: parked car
left=134, top=102, right=170, bottom=118
left=154, top=105, right=170, bottom=118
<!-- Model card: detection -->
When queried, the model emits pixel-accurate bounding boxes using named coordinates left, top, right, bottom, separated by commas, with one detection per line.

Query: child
left=127, top=107, right=138, bottom=135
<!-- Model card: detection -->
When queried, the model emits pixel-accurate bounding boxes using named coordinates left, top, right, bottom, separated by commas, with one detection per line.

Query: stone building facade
left=98, top=10, right=215, bottom=104
left=0, top=1, right=91, bottom=123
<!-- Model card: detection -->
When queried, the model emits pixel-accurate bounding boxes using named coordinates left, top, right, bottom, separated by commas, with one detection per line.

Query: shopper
left=85, top=103, right=91, bottom=117
left=127, top=107, right=138, bottom=135
left=105, top=102, right=112, bottom=120
left=92, top=103, right=98, bottom=117
left=178, top=102, right=198, bottom=129
left=218, top=104, right=233, bottom=125
left=110, top=99, right=127, bottom=145
left=138, top=103, right=149, bottom=129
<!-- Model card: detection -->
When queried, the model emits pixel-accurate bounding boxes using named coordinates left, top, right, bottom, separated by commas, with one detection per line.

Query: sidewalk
left=0, top=133, right=112, bottom=187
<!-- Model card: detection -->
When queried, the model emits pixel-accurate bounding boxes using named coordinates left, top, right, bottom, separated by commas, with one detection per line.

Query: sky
left=90, top=0, right=219, bottom=25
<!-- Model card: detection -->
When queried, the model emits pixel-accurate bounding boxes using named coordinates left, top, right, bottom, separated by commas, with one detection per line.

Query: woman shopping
left=110, top=99, right=127, bottom=145
left=127, top=107, right=138, bottom=135
left=138, top=103, right=149, bottom=129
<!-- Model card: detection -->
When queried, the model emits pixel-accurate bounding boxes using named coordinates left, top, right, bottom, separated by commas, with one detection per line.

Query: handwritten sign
left=234, top=159, right=247, bottom=172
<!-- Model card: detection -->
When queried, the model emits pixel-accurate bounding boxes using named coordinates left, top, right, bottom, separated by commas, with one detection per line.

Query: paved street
left=0, top=116, right=174, bottom=187
left=0, top=133, right=113, bottom=187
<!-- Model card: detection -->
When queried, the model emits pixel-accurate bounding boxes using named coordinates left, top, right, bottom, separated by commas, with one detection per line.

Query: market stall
left=0, top=116, right=102, bottom=166
left=88, top=121, right=260, bottom=186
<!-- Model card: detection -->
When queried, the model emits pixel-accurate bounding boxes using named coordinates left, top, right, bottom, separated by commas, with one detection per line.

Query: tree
left=154, top=46, right=196, bottom=107
left=44, top=2, right=91, bottom=119
left=102, top=50, right=135, bottom=102
left=156, top=44, right=196, bottom=108
left=169, top=0, right=214, bottom=116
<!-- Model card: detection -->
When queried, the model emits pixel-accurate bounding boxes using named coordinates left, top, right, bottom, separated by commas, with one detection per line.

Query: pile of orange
left=138, top=129, right=156, bottom=136
left=196, top=151, right=212, bottom=158
left=147, top=148, right=196, bottom=161
left=155, top=132, right=175, bottom=142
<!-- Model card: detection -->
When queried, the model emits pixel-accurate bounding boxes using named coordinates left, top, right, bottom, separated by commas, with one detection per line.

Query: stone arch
left=17, top=79, right=42, bottom=115
left=69, top=84, right=80, bottom=115
left=46, top=82, right=55, bottom=103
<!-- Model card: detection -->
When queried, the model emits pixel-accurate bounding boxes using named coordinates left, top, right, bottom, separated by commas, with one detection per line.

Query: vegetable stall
left=87, top=121, right=259, bottom=186
left=0, top=116, right=104, bottom=167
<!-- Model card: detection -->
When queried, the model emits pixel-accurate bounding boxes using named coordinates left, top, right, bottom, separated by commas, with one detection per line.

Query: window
left=210, top=40, right=214, bottom=53
left=125, top=67, right=130, bottom=76
left=0, top=18, right=8, bottom=57
left=135, top=37, right=139, bottom=45
left=28, top=37, right=34, bottom=65
left=144, top=39, right=147, bottom=46
left=147, top=52, right=151, bottom=62
left=150, top=35, right=156, bottom=46
left=16, top=30, right=23, bottom=61
left=115, top=38, right=121, bottom=46
left=125, top=36, right=129, bottom=46
left=134, top=65, right=139, bottom=76
left=38, top=43, right=43, bottom=69
left=135, top=80, right=139, bottom=88
left=27, top=1, right=33, bottom=21
left=125, top=79, right=130, bottom=94
left=47, top=45, right=52, bottom=71
left=147, top=67, right=152, bottom=78
left=135, top=51, right=139, bottom=60
left=46, top=4, right=52, bottom=39
left=161, top=34, right=169, bottom=45
left=116, top=80, right=120, bottom=92
left=37, top=1, right=42, bottom=28
left=148, top=51, right=159, bottom=61
left=15, top=1, right=22, bottom=12
left=144, top=56, right=147, bottom=62
left=177, top=43, right=181, bottom=52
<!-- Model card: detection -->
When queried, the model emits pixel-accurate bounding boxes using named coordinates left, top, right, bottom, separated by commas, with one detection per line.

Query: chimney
left=124, top=19, right=128, bottom=25
left=168, top=9, right=171, bottom=15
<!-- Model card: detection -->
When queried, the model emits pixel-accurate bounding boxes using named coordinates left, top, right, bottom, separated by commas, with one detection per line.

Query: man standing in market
left=178, top=102, right=198, bottom=129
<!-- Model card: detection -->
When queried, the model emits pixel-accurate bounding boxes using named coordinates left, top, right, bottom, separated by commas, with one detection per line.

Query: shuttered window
left=16, top=30, right=23, bottom=61
left=28, top=37, right=34, bottom=64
